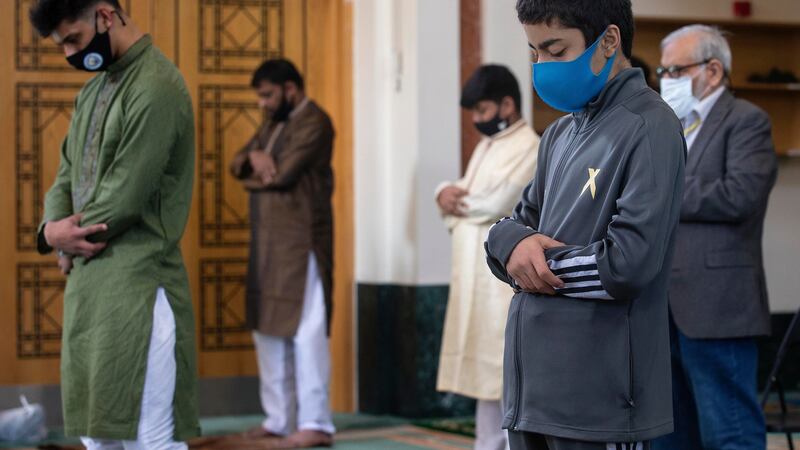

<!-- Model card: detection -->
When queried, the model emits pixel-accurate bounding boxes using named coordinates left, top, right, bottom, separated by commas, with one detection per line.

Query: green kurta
left=37, top=35, right=200, bottom=440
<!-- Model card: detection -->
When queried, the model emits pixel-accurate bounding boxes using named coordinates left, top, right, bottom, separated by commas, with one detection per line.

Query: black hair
left=460, top=64, right=522, bottom=111
left=251, top=59, right=305, bottom=91
left=29, top=0, right=123, bottom=37
left=516, top=0, right=634, bottom=59
left=630, top=55, right=658, bottom=91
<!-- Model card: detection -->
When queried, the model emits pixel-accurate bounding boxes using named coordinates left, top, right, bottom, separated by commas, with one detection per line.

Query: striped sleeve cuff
left=606, top=443, right=646, bottom=450
left=548, top=254, right=613, bottom=300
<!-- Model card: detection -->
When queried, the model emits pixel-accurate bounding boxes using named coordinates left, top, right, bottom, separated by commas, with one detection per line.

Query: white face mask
left=660, top=76, right=698, bottom=119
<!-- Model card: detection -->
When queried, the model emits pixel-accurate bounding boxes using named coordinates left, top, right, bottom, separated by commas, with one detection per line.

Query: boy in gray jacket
left=485, top=1, right=686, bottom=449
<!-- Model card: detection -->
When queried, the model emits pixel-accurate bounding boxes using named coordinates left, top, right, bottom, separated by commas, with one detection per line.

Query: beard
left=271, top=94, right=293, bottom=122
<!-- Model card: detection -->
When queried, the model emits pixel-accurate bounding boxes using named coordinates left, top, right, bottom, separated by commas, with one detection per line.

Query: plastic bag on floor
left=0, top=396, right=47, bottom=442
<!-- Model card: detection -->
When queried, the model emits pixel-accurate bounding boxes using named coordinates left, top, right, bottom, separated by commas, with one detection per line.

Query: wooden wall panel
left=303, top=0, right=355, bottom=413
left=0, top=0, right=355, bottom=412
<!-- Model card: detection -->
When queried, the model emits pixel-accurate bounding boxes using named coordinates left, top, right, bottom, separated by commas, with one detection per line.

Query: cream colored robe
left=436, top=119, right=540, bottom=400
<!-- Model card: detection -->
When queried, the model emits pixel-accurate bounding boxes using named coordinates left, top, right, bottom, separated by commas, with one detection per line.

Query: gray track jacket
left=485, top=69, right=685, bottom=442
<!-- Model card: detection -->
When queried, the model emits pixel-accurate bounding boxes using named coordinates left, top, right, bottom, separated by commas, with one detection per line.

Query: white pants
left=81, top=288, right=186, bottom=450
left=475, top=400, right=510, bottom=450
left=253, top=253, right=335, bottom=436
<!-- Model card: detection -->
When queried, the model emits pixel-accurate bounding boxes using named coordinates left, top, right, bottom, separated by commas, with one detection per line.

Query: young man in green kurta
left=29, top=1, right=199, bottom=448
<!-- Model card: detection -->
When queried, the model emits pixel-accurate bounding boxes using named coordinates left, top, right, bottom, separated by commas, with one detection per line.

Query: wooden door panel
left=0, top=0, right=353, bottom=410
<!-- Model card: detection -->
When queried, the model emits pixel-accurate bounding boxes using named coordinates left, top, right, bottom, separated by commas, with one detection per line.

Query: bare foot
left=284, top=429, right=333, bottom=448
left=241, top=425, right=283, bottom=439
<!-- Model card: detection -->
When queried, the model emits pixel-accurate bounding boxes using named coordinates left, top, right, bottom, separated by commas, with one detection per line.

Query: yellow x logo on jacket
left=581, top=168, right=601, bottom=199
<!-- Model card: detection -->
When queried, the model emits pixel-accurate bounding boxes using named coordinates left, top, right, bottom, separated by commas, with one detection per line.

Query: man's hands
left=43, top=214, right=107, bottom=259
left=58, top=252, right=74, bottom=275
left=506, top=234, right=565, bottom=295
left=230, top=152, right=250, bottom=178
left=249, top=151, right=278, bottom=185
left=437, top=185, right=468, bottom=217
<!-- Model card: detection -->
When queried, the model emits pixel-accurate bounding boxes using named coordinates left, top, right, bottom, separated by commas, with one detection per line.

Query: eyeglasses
left=656, top=59, right=711, bottom=79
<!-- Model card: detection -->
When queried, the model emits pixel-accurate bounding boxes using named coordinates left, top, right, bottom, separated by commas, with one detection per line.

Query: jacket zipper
left=543, top=114, right=588, bottom=212
left=510, top=115, right=588, bottom=430
left=627, top=304, right=636, bottom=410
left=510, top=297, right=526, bottom=430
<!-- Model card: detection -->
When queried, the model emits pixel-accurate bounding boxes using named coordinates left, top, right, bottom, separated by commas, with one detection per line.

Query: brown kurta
left=231, top=99, right=334, bottom=337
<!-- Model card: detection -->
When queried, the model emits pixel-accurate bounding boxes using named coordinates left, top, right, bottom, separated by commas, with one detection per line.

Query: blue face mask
left=532, top=33, right=617, bottom=113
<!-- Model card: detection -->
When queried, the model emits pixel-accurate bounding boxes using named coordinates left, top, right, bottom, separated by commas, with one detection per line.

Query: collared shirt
left=683, top=86, right=725, bottom=150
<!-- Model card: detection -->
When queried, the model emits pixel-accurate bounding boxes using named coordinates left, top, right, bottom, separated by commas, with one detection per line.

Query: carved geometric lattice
left=15, top=0, right=131, bottom=71
left=198, top=84, right=261, bottom=247
left=199, top=0, right=283, bottom=73
left=17, top=263, right=64, bottom=358
left=200, top=258, right=253, bottom=350
left=16, top=83, right=82, bottom=251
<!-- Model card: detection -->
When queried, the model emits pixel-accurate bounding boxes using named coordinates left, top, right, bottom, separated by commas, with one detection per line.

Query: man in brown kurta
left=230, top=59, right=335, bottom=448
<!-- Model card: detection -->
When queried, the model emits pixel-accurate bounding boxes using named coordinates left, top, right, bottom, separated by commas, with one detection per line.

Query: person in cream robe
left=436, top=65, right=539, bottom=450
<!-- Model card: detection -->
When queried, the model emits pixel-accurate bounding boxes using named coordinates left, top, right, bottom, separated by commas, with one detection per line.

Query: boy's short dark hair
left=460, top=64, right=522, bottom=111
left=251, top=59, right=305, bottom=91
left=516, top=0, right=634, bottom=59
left=29, top=0, right=123, bottom=37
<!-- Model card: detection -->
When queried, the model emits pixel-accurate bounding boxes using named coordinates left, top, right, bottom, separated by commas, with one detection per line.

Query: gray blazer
left=669, top=89, right=778, bottom=339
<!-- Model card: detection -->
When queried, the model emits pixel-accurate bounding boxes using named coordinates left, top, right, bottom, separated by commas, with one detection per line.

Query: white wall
left=353, top=0, right=460, bottom=285
left=353, top=0, right=533, bottom=286
left=481, top=0, right=532, bottom=124
left=415, top=0, right=461, bottom=285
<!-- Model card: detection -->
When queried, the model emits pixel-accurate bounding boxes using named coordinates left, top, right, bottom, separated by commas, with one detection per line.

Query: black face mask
left=66, top=11, right=124, bottom=72
left=473, top=110, right=508, bottom=137
left=271, top=91, right=294, bottom=122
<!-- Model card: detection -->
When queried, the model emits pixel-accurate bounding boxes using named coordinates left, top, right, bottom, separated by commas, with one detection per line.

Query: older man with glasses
left=652, top=24, right=778, bottom=450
